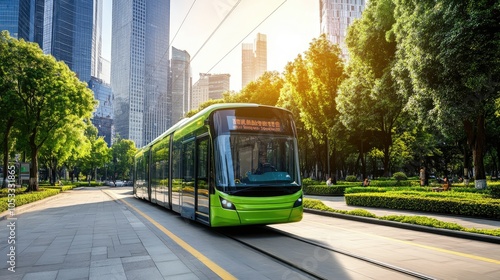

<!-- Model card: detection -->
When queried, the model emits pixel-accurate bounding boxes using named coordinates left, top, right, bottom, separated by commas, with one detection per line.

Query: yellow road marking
left=308, top=219, right=500, bottom=265
left=106, top=190, right=237, bottom=280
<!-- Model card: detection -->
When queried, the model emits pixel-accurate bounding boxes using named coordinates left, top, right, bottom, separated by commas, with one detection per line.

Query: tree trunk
left=359, top=132, right=367, bottom=180
left=464, top=114, right=487, bottom=189
left=382, top=131, right=391, bottom=177
left=27, top=134, right=39, bottom=192
left=2, top=117, right=14, bottom=188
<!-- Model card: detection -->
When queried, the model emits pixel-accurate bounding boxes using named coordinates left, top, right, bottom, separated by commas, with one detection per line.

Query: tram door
left=180, top=138, right=195, bottom=219
left=195, top=136, right=210, bottom=224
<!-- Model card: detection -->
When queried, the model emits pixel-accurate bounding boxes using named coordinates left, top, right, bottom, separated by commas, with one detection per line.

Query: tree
left=0, top=31, right=23, bottom=188
left=393, top=0, right=500, bottom=188
left=229, top=71, right=284, bottom=106
left=39, top=118, right=91, bottom=185
left=282, top=34, right=345, bottom=179
left=3, top=33, right=96, bottom=191
left=110, top=137, right=137, bottom=181
left=337, top=0, right=403, bottom=178
left=80, top=124, right=111, bottom=181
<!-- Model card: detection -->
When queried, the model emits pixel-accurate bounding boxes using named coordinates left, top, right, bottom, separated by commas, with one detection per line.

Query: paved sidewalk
left=0, top=188, right=206, bottom=280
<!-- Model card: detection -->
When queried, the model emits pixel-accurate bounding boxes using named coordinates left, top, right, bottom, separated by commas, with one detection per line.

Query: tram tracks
left=217, top=226, right=436, bottom=280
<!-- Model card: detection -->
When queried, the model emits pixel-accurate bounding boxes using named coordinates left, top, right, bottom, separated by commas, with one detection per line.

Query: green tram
left=133, top=103, right=303, bottom=227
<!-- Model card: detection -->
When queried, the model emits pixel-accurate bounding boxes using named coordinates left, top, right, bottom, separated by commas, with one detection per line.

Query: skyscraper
left=0, top=0, right=30, bottom=40
left=111, top=0, right=170, bottom=147
left=241, top=33, right=267, bottom=88
left=320, top=0, right=366, bottom=59
left=0, top=0, right=44, bottom=47
left=191, top=73, right=230, bottom=110
left=91, top=0, right=103, bottom=79
left=171, top=46, right=191, bottom=123
left=89, top=77, right=112, bottom=146
left=42, top=0, right=94, bottom=83
left=1, top=0, right=112, bottom=145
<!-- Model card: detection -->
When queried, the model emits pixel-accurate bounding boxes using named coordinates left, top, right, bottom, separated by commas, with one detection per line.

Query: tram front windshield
left=212, top=108, right=301, bottom=196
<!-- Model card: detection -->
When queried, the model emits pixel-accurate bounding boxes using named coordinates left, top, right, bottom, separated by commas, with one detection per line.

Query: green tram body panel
left=210, top=192, right=303, bottom=227
left=133, top=103, right=303, bottom=227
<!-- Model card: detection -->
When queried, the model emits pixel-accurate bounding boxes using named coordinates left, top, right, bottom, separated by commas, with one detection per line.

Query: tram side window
left=197, top=139, right=208, bottom=180
left=171, top=140, right=182, bottom=190
left=197, top=138, right=209, bottom=193
left=183, top=140, right=195, bottom=184
left=135, top=153, right=147, bottom=187
left=151, top=136, right=170, bottom=188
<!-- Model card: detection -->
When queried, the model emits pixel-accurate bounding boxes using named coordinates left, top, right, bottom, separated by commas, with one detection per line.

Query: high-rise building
left=241, top=33, right=267, bottom=88
left=191, top=73, right=230, bottom=110
left=111, top=0, right=170, bottom=147
left=0, top=0, right=30, bottom=40
left=42, top=0, right=94, bottom=83
left=320, top=0, right=366, bottom=59
left=91, top=0, right=103, bottom=79
left=0, top=0, right=44, bottom=46
left=191, top=74, right=210, bottom=111
left=89, top=77, right=113, bottom=146
left=208, top=74, right=230, bottom=100
left=171, top=47, right=191, bottom=123
left=1, top=0, right=103, bottom=84
left=1, top=0, right=113, bottom=146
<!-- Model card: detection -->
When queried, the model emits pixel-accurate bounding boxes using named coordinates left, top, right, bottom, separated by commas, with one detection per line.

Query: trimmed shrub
left=344, top=192, right=500, bottom=219
left=302, top=178, right=321, bottom=186
left=489, top=184, right=500, bottom=198
left=303, top=185, right=348, bottom=196
left=0, top=188, right=61, bottom=213
left=345, top=175, right=358, bottom=182
left=393, top=172, right=408, bottom=181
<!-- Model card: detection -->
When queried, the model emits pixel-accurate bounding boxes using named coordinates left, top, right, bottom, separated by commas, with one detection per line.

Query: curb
left=304, top=208, right=500, bottom=244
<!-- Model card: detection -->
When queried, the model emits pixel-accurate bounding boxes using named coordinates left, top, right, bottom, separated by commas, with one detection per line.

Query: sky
left=102, top=0, right=321, bottom=92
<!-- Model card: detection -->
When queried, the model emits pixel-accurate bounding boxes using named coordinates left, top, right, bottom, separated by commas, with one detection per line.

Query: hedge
left=304, top=198, right=500, bottom=237
left=0, top=188, right=61, bottom=213
left=345, top=192, right=500, bottom=219
left=303, top=185, right=349, bottom=196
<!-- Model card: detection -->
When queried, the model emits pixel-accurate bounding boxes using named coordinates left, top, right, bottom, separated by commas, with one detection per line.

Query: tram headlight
left=293, top=196, right=303, bottom=207
left=219, top=196, right=236, bottom=210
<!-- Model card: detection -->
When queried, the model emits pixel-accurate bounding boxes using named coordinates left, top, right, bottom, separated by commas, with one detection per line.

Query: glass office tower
left=320, top=0, right=366, bottom=59
left=111, top=0, right=170, bottom=147
left=0, top=0, right=43, bottom=44
left=42, top=0, right=93, bottom=83
left=171, top=46, right=191, bottom=124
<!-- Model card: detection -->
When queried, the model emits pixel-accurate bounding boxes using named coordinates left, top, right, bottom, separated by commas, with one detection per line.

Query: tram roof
left=142, top=103, right=262, bottom=149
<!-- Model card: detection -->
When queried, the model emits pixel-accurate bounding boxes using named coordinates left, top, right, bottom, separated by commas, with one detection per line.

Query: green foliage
left=43, top=185, right=76, bottom=191
left=302, top=178, right=321, bottom=186
left=344, top=192, right=500, bottom=219
left=489, top=184, right=500, bottom=199
left=338, top=0, right=402, bottom=177
left=0, top=31, right=96, bottom=191
left=0, top=188, right=61, bottom=212
left=303, top=185, right=348, bottom=196
left=345, top=175, right=358, bottom=182
left=393, top=172, right=408, bottom=181
left=282, top=34, right=345, bottom=141
left=303, top=198, right=376, bottom=218
left=393, top=0, right=500, bottom=181
left=0, top=187, right=26, bottom=195
left=380, top=215, right=464, bottom=230
left=304, top=197, right=500, bottom=237
left=226, top=71, right=283, bottom=106
left=110, top=137, right=137, bottom=180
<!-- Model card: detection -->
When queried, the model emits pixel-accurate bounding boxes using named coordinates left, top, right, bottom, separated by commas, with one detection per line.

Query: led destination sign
left=228, top=116, right=282, bottom=132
